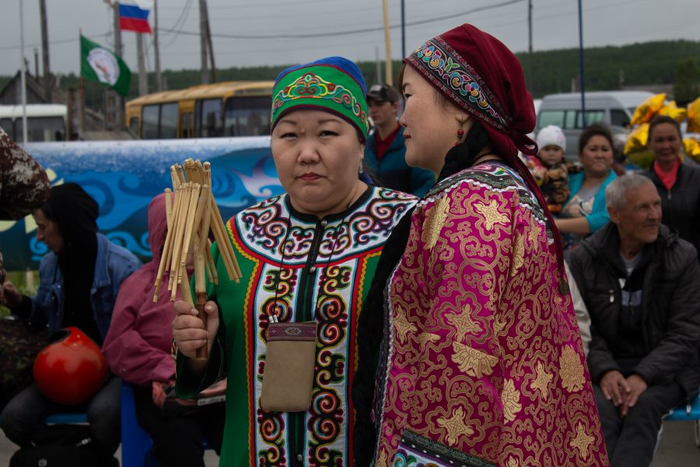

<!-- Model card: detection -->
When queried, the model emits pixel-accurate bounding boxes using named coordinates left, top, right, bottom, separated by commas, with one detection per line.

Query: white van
left=536, top=91, right=653, bottom=158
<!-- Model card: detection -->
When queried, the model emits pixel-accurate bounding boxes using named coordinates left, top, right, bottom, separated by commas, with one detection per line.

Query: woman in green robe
left=172, top=56, right=418, bottom=466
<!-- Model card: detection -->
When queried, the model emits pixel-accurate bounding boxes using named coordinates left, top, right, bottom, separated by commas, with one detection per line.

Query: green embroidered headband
left=271, top=57, right=370, bottom=141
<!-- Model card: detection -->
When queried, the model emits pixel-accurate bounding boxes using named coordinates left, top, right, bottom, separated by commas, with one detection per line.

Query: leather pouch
left=260, top=321, right=317, bottom=412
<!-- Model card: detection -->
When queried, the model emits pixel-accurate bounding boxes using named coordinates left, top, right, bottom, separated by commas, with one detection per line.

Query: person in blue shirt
left=1, top=183, right=141, bottom=464
left=364, top=83, right=435, bottom=196
left=556, top=124, right=617, bottom=249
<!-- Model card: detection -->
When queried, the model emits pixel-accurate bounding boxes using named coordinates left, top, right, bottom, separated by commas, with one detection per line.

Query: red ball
left=33, top=327, right=108, bottom=405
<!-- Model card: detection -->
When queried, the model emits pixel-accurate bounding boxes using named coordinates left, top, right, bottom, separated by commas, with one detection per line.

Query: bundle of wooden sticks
left=154, top=159, right=241, bottom=358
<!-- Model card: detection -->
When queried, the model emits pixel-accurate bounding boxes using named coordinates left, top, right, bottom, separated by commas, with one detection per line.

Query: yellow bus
left=125, top=80, right=274, bottom=139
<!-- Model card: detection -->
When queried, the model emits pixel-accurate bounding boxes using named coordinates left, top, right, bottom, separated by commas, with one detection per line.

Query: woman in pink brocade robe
left=352, top=23, right=609, bottom=467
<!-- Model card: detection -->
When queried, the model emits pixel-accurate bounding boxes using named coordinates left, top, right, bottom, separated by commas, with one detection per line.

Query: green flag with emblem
left=80, top=35, right=131, bottom=97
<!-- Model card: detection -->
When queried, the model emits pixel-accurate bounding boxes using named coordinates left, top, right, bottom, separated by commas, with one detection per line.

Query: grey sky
left=1, top=0, right=699, bottom=79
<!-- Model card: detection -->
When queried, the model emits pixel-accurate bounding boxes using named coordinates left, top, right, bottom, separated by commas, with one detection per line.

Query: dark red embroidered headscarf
left=405, top=23, right=565, bottom=266
left=405, top=23, right=538, bottom=158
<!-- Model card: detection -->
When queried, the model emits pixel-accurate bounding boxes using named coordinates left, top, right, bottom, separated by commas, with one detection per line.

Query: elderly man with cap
left=567, top=173, right=700, bottom=467
left=1, top=183, right=141, bottom=464
left=353, top=23, right=608, bottom=466
left=365, top=83, right=435, bottom=197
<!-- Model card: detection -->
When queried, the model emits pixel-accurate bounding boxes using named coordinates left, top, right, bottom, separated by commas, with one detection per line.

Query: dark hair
left=578, top=123, right=613, bottom=155
left=37, top=201, right=56, bottom=222
left=648, top=115, right=682, bottom=142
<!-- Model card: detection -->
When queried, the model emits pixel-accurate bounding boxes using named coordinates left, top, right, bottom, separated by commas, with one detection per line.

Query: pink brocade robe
left=374, top=162, right=609, bottom=466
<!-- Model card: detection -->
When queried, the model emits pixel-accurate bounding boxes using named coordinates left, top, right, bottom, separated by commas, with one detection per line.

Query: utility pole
left=577, top=0, right=586, bottom=127
left=401, top=0, right=406, bottom=59
left=528, top=0, right=534, bottom=94
left=375, top=47, right=381, bottom=84
left=199, top=0, right=209, bottom=84
left=39, top=0, right=51, bottom=102
left=137, top=33, right=148, bottom=95
left=381, top=0, right=392, bottom=86
left=20, top=0, right=28, bottom=143
left=112, top=2, right=124, bottom=130
left=154, top=0, right=162, bottom=92
left=203, top=0, right=216, bottom=83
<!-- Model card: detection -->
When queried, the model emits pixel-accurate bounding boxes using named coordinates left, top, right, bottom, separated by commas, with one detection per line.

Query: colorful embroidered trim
left=395, top=430, right=496, bottom=467
left=266, top=322, right=317, bottom=342
left=271, top=69, right=369, bottom=136
left=407, top=37, right=510, bottom=131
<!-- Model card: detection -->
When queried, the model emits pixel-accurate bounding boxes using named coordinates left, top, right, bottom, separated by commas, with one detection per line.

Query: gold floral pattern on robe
left=570, top=422, right=596, bottom=461
left=421, top=195, right=450, bottom=250
left=375, top=162, right=609, bottom=466
left=437, top=406, right=475, bottom=445
left=531, top=361, right=554, bottom=400
left=451, top=341, right=499, bottom=377
left=560, top=345, right=586, bottom=393
left=501, top=379, right=523, bottom=423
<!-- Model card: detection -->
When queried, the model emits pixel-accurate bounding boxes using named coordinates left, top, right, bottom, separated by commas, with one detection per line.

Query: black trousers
left=593, top=381, right=684, bottom=467
left=133, top=387, right=225, bottom=467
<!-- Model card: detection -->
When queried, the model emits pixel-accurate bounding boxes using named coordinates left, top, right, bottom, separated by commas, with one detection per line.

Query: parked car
left=536, top=91, right=654, bottom=159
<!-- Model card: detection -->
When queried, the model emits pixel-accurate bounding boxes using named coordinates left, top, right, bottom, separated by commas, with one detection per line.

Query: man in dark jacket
left=364, top=83, right=434, bottom=196
left=568, top=173, right=700, bottom=467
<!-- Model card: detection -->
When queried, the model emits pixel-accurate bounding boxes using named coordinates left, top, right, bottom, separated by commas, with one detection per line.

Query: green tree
left=674, top=58, right=700, bottom=106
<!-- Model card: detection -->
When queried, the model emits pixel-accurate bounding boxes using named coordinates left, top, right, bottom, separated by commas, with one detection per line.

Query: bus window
left=180, top=112, right=193, bottom=138
left=538, top=110, right=565, bottom=129
left=16, top=117, right=65, bottom=142
left=196, top=99, right=223, bottom=137
left=575, top=110, right=605, bottom=128
left=610, top=109, right=630, bottom=128
left=223, top=96, right=271, bottom=136
left=0, top=119, right=14, bottom=139
left=128, top=117, right=139, bottom=136
left=564, top=110, right=576, bottom=129
left=142, top=105, right=159, bottom=139
left=160, top=103, right=179, bottom=139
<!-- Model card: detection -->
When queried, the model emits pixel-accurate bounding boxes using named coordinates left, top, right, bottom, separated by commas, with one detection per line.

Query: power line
left=158, top=0, right=525, bottom=40
left=0, top=33, right=111, bottom=52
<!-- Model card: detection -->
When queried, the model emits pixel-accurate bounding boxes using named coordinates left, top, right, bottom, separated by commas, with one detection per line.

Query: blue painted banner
left=0, top=137, right=283, bottom=271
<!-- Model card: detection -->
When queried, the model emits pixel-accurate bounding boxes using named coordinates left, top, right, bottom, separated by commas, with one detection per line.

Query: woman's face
left=649, top=122, right=682, bottom=166
left=34, top=208, right=64, bottom=254
left=400, top=66, right=466, bottom=174
left=579, top=135, right=613, bottom=178
left=271, top=110, right=365, bottom=218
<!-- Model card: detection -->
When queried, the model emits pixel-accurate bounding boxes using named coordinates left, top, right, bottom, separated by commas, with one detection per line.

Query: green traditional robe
left=177, top=186, right=416, bottom=466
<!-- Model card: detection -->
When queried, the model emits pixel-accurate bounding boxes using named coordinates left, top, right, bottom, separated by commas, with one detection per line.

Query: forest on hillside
left=1, top=39, right=698, bottom=108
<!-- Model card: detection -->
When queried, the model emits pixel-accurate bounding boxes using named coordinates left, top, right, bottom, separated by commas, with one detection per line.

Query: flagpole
left=381, top=0, right=392, bottom=86
left=19, top=0, right=28, bottom=144
left=154, top=0, right=162, bottom=92
left=78, top=29, right=85, bottom=136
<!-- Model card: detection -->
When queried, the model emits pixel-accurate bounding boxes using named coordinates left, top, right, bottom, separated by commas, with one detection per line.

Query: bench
left=664, top=393, right=700, bottom=448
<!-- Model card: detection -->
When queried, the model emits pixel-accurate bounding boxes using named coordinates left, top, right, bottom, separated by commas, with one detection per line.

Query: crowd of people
left=1, top=20, right=699, bottom=467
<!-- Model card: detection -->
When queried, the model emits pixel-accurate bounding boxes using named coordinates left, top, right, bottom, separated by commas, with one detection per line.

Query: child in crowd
left=526, top=125, right=572, bottom=213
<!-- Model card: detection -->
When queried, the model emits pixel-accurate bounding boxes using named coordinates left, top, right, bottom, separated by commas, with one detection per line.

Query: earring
left=455, top=128, right=465, bottom=146
left=359, top=164, right=364, bottom=174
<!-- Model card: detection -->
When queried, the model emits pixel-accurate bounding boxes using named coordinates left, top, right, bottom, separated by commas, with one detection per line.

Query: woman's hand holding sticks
left=155, top=159, right=241, bottom=360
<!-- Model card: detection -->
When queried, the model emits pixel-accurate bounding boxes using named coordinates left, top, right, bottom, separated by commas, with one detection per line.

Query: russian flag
left=119, top=2, right=152, bottom=34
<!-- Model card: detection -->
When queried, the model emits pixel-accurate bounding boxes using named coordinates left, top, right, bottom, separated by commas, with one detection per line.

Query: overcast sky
left=1, top=0, right=699, bottom=78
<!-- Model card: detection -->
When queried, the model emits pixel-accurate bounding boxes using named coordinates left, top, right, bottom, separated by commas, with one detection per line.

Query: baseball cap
left=367, top=83, right=400, bottom=103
